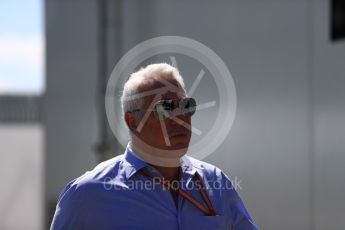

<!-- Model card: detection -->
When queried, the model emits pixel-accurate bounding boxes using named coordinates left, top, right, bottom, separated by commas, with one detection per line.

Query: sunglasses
left=153, top=97, right=197, bottom=119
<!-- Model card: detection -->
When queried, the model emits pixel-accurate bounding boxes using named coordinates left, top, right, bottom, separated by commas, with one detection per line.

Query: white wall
left=0, top=124, right=43, bottom=230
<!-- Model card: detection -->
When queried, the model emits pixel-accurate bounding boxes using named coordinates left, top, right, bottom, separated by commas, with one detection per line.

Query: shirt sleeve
left=50, top=180, right=88, bottom=230
left=221, top=172, right=259, bottom=230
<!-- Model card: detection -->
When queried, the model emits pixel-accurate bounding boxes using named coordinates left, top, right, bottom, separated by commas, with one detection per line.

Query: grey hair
left=121, top=63, right=186, bottom=117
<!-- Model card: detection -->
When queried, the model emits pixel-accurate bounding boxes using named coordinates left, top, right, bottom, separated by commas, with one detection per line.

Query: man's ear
left=124, top=112, right=137, bottom=132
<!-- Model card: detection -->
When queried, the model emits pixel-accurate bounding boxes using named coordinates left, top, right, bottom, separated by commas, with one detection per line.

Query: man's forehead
left=143, top=90, right=185, bottom=105
left=138, top=78, right=186, bottom=107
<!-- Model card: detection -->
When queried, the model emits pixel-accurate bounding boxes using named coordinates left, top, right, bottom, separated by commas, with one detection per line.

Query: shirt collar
left=180, top=154, right=197, bottom=176
left=122, top=147, right=148, bottom=180
left=122, top=144, right=197, bottom=180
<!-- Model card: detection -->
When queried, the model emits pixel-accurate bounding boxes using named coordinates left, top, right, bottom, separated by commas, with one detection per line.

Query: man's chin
left=169, top=142, right=189, bottom=150
left=163, top=147, right=189, bottom=159
left=159, top=139, right=190, bottom=151
left=168, top=135, right=191, bottom=149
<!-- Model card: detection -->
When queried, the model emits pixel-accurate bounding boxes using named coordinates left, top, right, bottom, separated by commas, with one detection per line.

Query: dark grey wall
left=121, top=1, right=311, bottom=229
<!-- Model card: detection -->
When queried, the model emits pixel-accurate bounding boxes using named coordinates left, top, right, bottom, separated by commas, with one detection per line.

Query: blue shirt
left=50, top=147, right=258, bottom=230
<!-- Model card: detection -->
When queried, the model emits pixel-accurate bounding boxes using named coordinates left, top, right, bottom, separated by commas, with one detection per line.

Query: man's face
left=132, top=78, right=192, bottom=151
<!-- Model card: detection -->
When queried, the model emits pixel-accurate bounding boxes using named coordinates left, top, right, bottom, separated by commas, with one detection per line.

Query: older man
left=50, top=63, right=258, bottom=229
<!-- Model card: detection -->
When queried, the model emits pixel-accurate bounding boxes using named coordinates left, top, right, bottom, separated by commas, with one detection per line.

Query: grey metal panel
left=0, top=96, right=41, bottom=122
left=313, top=1, right=345, bottom=229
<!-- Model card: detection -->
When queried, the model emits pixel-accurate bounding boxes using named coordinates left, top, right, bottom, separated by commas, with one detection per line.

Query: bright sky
left=0, top=0, right=44, bottom=95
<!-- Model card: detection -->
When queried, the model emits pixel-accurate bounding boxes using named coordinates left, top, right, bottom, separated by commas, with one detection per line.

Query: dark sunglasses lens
left=162, top=100, right=175, bottom=111
left=181, top=98, right=196, bottom=116
left=154, top=98, right=196, bottom=119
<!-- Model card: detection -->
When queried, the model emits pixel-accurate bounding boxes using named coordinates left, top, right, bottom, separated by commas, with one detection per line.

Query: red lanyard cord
left=139, top=169, right=216, bottom=216
left=194, top=173, right=216, bottom=216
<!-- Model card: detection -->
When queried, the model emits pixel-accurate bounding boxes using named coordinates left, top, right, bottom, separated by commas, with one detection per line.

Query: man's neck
left=129, top=140, right=184, bottom=181
left=129, top=140, right=184, bottom=167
